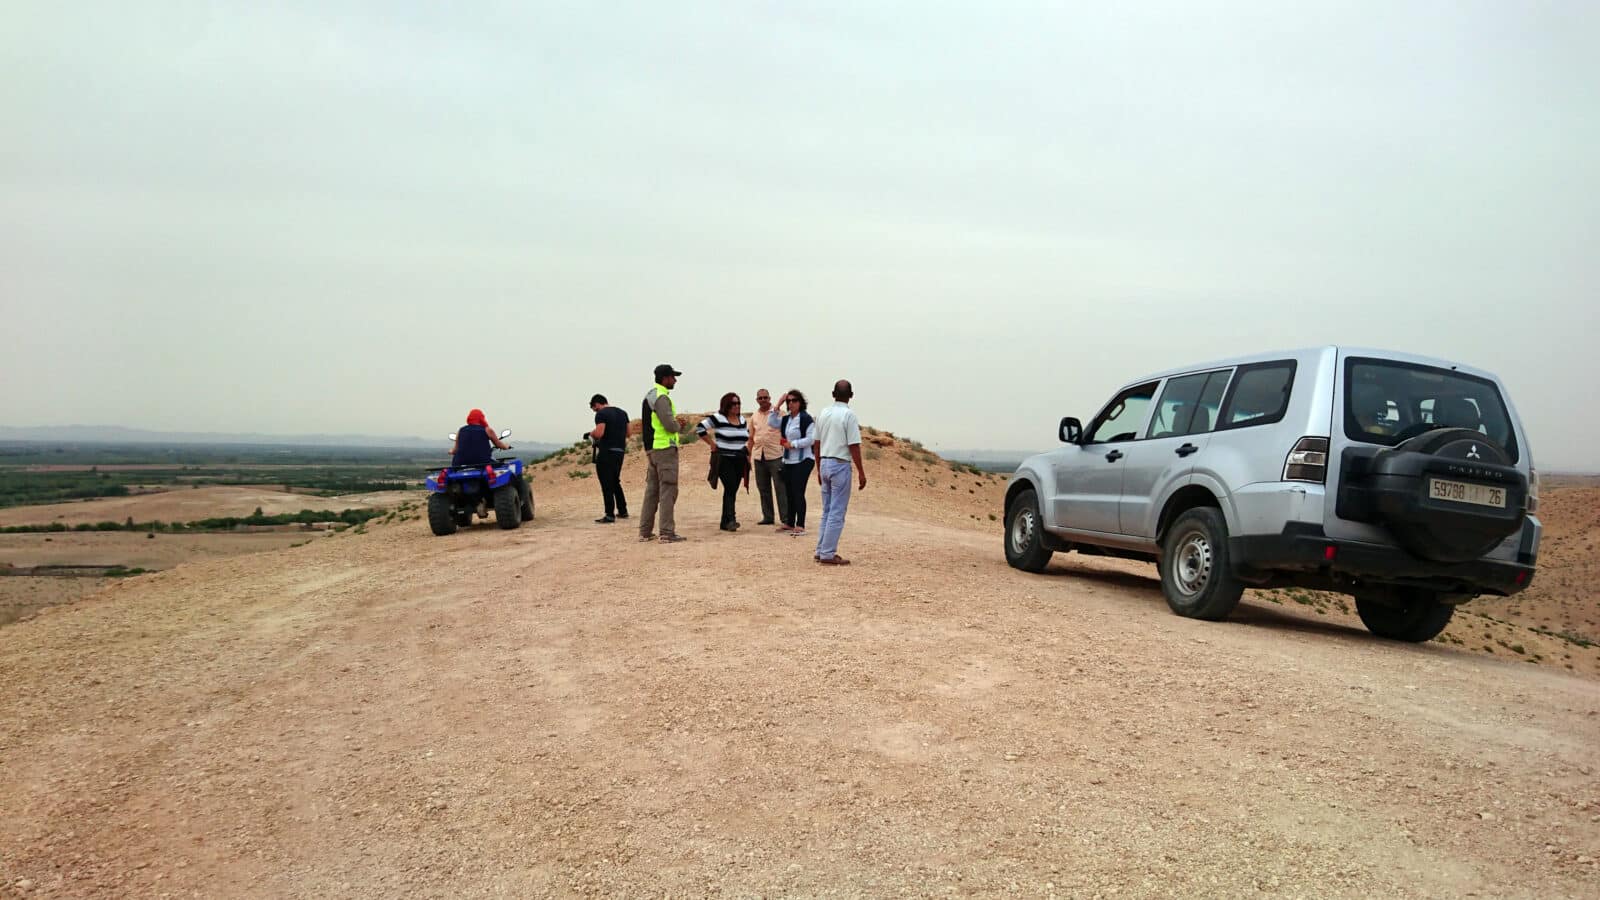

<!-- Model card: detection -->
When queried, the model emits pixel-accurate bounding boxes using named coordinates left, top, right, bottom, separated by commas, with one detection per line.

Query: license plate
left=1429, top=478, right=1506, bottom=508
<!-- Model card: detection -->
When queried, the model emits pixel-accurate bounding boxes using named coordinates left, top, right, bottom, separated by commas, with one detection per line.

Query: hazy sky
left=3, top=2, right=1597, bottom=467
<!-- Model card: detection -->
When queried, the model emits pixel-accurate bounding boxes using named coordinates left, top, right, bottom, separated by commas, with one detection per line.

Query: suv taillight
left=1527, top=466, right=1539, bottom=514
left=1284, top=437, right=1329, bottom=483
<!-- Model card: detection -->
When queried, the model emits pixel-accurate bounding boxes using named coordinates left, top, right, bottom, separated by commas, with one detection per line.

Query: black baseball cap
left=653, top=364, right=682, bottom=379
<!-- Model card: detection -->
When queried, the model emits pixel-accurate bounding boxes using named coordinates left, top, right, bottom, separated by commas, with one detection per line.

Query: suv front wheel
left=1004, top=488, right=1054, bottom=573
left=1160, top=507, right=1245, bottom=621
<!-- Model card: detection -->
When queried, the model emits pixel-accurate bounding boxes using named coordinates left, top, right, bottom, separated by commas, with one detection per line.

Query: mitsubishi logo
left=1468, top=445, right=1481, bottom=460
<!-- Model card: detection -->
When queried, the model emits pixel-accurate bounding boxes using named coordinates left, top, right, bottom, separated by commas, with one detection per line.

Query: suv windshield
left=1344, top=357, right=1518, bottom=461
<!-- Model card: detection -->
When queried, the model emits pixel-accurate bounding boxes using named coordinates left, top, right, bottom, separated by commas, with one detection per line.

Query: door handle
left=1175, top=443, right=1198, bottom=457
left=1104, top=449, right=1124, bottom=462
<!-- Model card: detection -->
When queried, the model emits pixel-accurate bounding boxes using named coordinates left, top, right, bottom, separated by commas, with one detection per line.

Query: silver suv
left=1003, top=347, right=1541, bottom=642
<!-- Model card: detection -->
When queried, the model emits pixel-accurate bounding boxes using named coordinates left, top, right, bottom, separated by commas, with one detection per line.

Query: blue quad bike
left=425, top=429, right=535, bottom=536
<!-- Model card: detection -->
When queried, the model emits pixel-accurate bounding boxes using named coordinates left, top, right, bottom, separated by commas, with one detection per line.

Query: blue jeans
left=816, top=458, right=853, bottom=560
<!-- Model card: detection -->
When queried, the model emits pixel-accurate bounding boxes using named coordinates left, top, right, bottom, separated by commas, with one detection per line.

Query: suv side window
left=1147, top=369, right=1232, bottom=439
left=1217, top=361, right=1296, bottom=430
left=1086, top=382, right=1158, bottom=444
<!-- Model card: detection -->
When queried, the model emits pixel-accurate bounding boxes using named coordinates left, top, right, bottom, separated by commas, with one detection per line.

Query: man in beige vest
left=747, top=388, right=789, bottom=526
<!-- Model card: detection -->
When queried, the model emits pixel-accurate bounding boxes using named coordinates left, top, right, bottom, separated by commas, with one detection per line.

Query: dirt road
left=2, top=463, right=1597, bottom=897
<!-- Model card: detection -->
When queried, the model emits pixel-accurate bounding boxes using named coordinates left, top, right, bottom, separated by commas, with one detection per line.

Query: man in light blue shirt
left=813, top=379, right=867, bottom=565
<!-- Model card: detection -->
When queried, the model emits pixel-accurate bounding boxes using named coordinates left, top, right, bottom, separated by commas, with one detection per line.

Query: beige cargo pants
left=640, top=446, right=679, bottom=538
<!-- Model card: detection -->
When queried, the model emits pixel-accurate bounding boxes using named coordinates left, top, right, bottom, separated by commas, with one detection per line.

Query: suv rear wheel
left=1160, top=508, right=1244, bottom=621
left=1354, top=589, right=1454, bottom=642
left=1004, top=488, right=1053, bottom=573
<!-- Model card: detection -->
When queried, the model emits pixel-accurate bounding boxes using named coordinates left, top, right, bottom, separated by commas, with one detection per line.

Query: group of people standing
left=587, top=364, right=868, bottom=565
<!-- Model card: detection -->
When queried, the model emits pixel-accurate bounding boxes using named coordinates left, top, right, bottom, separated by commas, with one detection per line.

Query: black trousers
left=716, top=452, right=745, bottom=527
left=781, top=458, right=813, bottom=528
left=595, top=450, right=627, bottom=518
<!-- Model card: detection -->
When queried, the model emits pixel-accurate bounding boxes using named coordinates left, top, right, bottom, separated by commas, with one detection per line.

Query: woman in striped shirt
left=696, top=392, right=752, bottom=532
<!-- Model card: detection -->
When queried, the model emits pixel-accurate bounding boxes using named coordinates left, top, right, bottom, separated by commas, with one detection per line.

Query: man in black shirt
left=588, top=394, right=631, bottom=523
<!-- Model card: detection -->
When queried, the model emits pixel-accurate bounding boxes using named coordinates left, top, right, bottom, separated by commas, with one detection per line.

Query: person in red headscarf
left=451, top=408, right=511, bottom=467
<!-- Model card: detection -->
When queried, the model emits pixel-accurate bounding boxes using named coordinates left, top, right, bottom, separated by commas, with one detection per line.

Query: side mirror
left=1059, top=417, right=1083, bottom=444
left=500, top=429, right=513, bottom=439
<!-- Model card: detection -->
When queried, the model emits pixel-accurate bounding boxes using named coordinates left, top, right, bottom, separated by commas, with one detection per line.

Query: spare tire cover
left=1370, top=428, right=1524, bottom=563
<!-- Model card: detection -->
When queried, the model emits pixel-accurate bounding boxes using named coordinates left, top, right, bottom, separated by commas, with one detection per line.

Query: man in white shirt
left=813, top=379, right=867, bottom=565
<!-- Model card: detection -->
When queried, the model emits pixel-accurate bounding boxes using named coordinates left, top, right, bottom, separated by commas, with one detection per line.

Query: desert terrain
left=2, top=436, right=1597, bottom=897
left=0, top=487, right=410, bottom=627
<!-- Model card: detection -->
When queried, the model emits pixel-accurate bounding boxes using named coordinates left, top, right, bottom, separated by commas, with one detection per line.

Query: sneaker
left=790, top=528, right=807, bottom=537
left=596, top=516, right=615, bottom=524
left=638, top=533, right=656, bottom=542
left=756, top=519, right=775, bottom=526
left=817, top=556, right=851, bottom=566
left=659, top=533, right=687, bottom=543
left=616, top=512, right=630, bottom=519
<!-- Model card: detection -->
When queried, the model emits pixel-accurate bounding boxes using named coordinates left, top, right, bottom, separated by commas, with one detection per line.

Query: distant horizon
left=3, top=423, right=1597, bottom=475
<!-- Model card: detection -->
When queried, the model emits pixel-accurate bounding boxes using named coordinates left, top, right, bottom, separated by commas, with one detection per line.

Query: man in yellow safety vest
left=639, top=363, right=686, bottom=543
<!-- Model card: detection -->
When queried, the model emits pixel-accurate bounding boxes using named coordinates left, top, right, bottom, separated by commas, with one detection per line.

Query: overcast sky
left=3, top=2, right=1596, bottom=467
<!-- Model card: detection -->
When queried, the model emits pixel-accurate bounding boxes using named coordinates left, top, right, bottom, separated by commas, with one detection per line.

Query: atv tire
left=427, top=494, right=457, bottom=536
left=1355, top=589, right=1454, bottom=642
left=517, top=477, right=534, bottom=521
left=494, top=484, right=522, bottom=529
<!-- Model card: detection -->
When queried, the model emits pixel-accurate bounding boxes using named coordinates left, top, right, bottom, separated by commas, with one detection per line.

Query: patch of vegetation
left=0, top=507, right=383, bottom=534
left=568, top=469, right=591, bottom=479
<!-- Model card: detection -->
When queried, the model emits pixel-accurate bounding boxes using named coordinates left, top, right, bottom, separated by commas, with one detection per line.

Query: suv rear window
left=1216, top=361, right=1295, bottom=430
left=1344, top=357, right=1518, bottom=461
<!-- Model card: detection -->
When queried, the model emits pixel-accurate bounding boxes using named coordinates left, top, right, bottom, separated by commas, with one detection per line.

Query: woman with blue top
left=769, top=389, right=817, bottom=536
left=451, top=408, right=511, bottom=467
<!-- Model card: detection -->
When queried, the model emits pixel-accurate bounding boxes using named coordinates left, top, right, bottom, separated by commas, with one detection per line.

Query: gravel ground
left=2, top=462, right=1597, bottom=898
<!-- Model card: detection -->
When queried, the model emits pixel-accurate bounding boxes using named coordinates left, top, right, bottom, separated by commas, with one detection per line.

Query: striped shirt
left=696, top=413, right=750, bottom=455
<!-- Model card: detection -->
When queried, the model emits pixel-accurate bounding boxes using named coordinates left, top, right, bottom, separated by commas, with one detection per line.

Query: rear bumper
left=1230, top=522, right=1535, bottom=596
